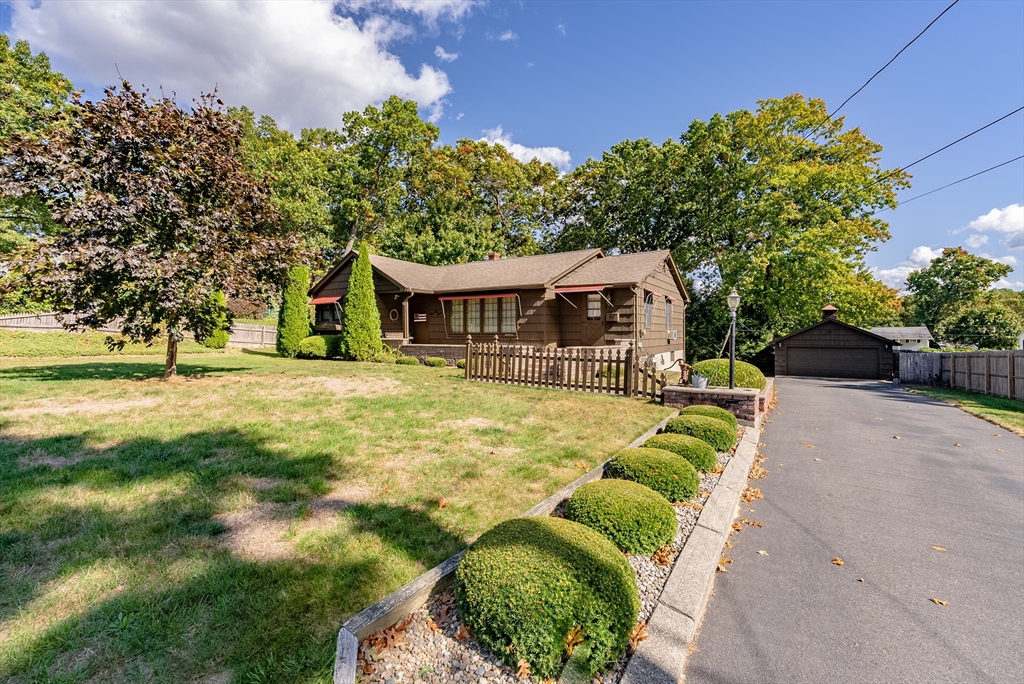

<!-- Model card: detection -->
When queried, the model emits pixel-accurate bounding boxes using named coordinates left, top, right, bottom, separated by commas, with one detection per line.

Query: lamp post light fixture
left=727, top=288, right=740, bottom=389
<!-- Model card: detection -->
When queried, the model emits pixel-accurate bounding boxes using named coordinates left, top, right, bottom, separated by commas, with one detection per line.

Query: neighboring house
left=1018, top=330, right=1024, bottom=350
left=868, top=326, right=934, bottom=351
left=308, top=248, right=689, bottom=368
left=772, top=306, right=895, bottom=380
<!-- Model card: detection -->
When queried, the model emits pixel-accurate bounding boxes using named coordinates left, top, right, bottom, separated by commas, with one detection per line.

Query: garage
left=773, top=306, right=894, bottom=380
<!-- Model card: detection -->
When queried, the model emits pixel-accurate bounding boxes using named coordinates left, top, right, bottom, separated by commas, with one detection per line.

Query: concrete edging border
left=619, top=426, right=759, bottom=684
left=332, top=409, right=680, bottom=684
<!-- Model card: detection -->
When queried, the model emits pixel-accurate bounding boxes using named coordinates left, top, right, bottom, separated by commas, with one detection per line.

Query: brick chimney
left=822, top=305, right=839, bottom=321
left=487, top=252, right=501, bottom=261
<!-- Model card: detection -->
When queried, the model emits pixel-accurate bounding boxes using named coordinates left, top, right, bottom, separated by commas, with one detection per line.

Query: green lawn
left=911, top=387, right=1024, bottom=435
left=0, top=351, right=670, bottom=683
left=0, top=329, right=217, bottom=358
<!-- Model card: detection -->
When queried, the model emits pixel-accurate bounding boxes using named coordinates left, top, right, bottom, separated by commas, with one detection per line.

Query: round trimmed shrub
left=296, top=336, right=327, bottom=359
left=664, top=415, right=736, bottom=451
left=423, top=356, right=447, bottom=367
left=691, top=359, right=766, bottom=390
left=565, top=479, right=676, bottom=555
left=456, top=358, right=466, bottom=369
left=643, top=433, right=718, bottom=473
left=396, top=356, right=420, bottom=365
left=680, top=405, right=738, bottom=431
left=456, top=517, right=639, bottom=680
left=606, top=448, right=699, bottom=502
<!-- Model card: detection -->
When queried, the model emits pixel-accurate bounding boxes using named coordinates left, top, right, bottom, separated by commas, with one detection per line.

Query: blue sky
left=2, top=0, right=1022, bottom=289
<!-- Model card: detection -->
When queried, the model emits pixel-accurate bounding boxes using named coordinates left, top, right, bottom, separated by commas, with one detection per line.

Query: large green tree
left=0, top=81, right=300, bottom=377
left=935, top=304, right=1023, bottom=350
left=0, top=36, right=75, bottom=248
left=549, top=95, right=907, bottom=360
left=904, top=247, right=1013, bottom=328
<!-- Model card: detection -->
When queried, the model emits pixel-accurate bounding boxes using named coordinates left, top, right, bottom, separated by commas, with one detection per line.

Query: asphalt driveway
left=685, top=377, right=1024, bottom=684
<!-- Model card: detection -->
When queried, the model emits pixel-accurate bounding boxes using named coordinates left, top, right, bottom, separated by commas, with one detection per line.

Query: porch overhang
left=438, top=292, right=517, bottom=301
left=309, top=296, right=341, bottom=305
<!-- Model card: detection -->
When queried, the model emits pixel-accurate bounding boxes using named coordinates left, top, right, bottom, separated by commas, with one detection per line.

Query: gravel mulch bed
left=355, top=447, right=735, bottom=684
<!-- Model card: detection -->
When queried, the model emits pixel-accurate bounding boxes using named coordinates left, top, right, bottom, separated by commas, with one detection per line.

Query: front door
left=412, top=308, right=429, bottom=343
left=581, top=293, right=604, bottom=345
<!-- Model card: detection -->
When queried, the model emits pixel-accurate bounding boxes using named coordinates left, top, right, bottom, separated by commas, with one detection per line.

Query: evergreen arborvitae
left=342, top=244, right=385, bottom=361
left=277, top=265, right=310, bottom=358
left=203, top=290, right=231, bottom=349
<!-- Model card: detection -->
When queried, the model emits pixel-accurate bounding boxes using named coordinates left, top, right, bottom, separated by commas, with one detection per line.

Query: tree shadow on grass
left=0, top=429, right=467, bottom=683
left=0, top=361, right=257, bottom=382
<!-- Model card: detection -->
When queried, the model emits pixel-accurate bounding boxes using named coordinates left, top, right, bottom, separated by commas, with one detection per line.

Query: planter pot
left=691, top=373, right=708, bottom=389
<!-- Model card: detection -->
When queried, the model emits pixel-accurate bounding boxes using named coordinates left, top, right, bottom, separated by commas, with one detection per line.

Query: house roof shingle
left=869, top=326, right=934, bottom=341
left=553, top=250, right=672, bottom=287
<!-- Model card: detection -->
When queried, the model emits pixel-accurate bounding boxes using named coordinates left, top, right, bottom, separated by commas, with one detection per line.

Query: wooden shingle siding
left=774, top=320, right=892, bottom=379
left=639, top=263, right=686, bottom=358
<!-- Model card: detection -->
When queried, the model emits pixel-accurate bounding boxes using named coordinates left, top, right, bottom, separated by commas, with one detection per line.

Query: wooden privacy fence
left=899, top=350, right=1024, bottom=401
left=0, top=313, right=277, bottom=349
left=464, top=336, right=668, bottom=401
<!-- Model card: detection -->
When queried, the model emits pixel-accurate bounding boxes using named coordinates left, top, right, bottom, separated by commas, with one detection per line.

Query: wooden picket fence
left=464, top=336, right=668, bottom=401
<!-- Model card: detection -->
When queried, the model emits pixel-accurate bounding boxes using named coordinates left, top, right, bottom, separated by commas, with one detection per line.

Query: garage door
left=785, top=346, right=880, bottom=379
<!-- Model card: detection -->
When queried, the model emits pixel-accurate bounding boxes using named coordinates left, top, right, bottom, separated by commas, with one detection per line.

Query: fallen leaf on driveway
left=867, top=439, right=876, bottom=443
left=731, top=522, right=743, bottom=531
left=996, top=448, right=1005, bottom=453
left=741, top=487, right=764, bottom=503
left=749, top=464, right=768, bottom=479
left=857, top=578, right=864, bottom=582
left=893, top=435, right=901, bottom=440
left=801, top=442, right=815, bottom=448
left=757, top=550, right=768, bottom=556
left=832, top=557, right=844, bottom=566
left=716, top=557, right=732, bottom=572
left=741, top=519, right=763, bottom=527
left=931, top=546, right=947, bottom=552
left=993, top=434, right=1002, bottom=438
left=874, top=417, right=884, bottom=421
left=758, top=442, right=766, bottom=447
left=929, top=598, right=949, bottom=606
left=814, top=457, right=822, bottom=461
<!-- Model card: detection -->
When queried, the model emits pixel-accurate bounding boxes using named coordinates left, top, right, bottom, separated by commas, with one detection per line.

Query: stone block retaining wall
left=399, top=344, right=465, bottom=366
left=662, top=378, right=774, bottom=427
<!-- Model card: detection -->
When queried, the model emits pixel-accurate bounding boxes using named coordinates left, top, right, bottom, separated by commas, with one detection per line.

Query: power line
left=869, top=106, right=1024, bottom=188
left=826, top=0, right=961, bottom=123
left=877, top=155, right=1024, bottom=211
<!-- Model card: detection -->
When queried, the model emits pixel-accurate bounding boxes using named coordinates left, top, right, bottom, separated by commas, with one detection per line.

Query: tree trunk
left=164, top=335, right=179, bottom=378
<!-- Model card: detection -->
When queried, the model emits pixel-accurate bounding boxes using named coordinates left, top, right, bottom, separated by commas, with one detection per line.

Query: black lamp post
left=727, top=288, right=740, bottom=389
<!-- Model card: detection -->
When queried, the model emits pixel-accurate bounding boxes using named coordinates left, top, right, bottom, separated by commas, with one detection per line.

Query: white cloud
left=9, top=0, right=456, bottom=131
left=964, top=234, right=989, bottom=248
left=557, top=23, right=566, bottom=37
left=455, top=112, right=464, bottom=120
left=526, top=61, right=535, bottom=68
left=498, top=30, right=518, bottom=41
left=981, top=253, right=1019, bottom=266
left=966, top=204, right=1023, bottom=234
left=434, top=46, right=459, bottom=62
left=344, top=0, right=478, bottom=26
left=480, top=125, right=571, bottom=171
left=873, top=245, right=942, bottom=291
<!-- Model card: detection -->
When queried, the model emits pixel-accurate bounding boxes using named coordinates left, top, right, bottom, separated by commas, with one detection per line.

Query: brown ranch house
left=307, top=248, right=690, bottom=369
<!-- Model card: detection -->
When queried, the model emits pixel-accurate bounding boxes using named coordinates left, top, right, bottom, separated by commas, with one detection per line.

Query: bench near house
left=307, top=248, right=689, bottom=368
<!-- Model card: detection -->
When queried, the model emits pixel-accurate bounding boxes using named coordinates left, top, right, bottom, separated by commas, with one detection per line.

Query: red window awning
left=309, top=296, right=341, bottom=305
left=554, top=285, right=608, bottom=293
left=438, top=292, right=517, bottom=301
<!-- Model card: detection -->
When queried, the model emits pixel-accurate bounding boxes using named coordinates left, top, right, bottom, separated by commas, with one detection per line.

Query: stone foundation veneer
left=398, top=344, right=465, bottom=366
left=662, top=378, right=775, bottom=427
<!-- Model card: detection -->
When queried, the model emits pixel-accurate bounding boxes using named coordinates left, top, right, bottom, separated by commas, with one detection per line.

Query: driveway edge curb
left=620, top=426, right=759, bottom=684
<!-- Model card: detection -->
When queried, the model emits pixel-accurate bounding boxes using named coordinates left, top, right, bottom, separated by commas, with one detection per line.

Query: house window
left=665, top=298, right=672, bottom=330
left=466, top=298, right=481, bottom=333
left=644, top=294, right=653, bottom=329
left=587, top=294, right=602, bottom=320
left=316, top=305, right=339, bottom=324
left=450, top=299, right=464, bottom=333
left=449, top=296, right=519, bottom=335
left=501, top=296, right=517, bottom=333
left=483, top=298, right=498, bottom=333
